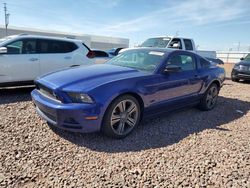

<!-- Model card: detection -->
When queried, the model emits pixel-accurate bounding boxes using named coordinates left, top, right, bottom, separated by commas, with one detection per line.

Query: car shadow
left=0, top=86, right=33, bottom=105
left=50, top=96, right=250, bottom=153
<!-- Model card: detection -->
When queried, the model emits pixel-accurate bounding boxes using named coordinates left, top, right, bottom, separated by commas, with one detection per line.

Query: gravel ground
left=0, top=80, right=250, bottom=187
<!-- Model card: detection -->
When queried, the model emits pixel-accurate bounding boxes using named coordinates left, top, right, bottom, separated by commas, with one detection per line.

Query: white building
left=0, top=25, right=129, bottom=50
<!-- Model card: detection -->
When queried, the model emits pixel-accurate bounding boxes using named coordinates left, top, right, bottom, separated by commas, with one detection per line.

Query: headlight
left=67, top=92, right=94, bottom=104
left=239, top=65, right=248, bottom=71
left=234, top=64, right=240, bottom=70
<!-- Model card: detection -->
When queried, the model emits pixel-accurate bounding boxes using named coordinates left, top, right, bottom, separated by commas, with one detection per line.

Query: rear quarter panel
left=198, top=66, right=225, bottom=94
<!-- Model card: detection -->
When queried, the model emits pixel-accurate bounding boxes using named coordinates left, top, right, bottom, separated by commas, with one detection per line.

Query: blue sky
left=0, top=0, right=250, bottom=51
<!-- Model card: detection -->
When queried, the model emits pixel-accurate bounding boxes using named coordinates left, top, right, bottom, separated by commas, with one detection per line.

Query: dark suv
left=231, top=54, right=250, bottom=82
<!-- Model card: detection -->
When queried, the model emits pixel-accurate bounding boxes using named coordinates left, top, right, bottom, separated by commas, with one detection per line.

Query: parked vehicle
left=140, top=36, right=217, bottom=59
left=0, top=34, right=107, bottom=87
left=231, top=54, right=250, bottom=82
left=31, top=48, right=225, bottom=138
left=91, top=49, right=111, bottom=64
left=106, top=47, right=124, bottom=57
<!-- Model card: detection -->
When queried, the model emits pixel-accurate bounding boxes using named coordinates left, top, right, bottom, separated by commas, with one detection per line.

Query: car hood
left=37, top=64, right=148, bottom=91
left=238, top=60, right=250, bottom=66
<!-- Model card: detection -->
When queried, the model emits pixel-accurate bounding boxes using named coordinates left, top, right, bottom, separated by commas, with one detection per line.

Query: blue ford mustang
left=31, top=48, right=225, bottom=138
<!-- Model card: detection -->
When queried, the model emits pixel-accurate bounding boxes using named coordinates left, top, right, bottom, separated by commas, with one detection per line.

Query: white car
left=0, top=34, right=108, bottom=87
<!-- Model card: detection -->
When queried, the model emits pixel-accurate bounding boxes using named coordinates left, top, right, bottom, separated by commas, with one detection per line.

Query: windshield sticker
left=149, top=51, right=165, bottom=56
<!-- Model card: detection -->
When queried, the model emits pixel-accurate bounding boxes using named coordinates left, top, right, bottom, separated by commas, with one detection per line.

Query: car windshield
left=0, top=36, right=18, bottom=44
left=244, top=54, right=250, bottom=62
left=106, top=50, right=166, bottom=73
left=141, top=37, right=170, bottom=48
left=0, top=38, right=8, bottom=44
left=0, top=36, right=14, bottom=44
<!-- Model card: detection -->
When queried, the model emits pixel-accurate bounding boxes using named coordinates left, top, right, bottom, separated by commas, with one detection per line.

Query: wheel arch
left=210, top=79, right=221, bottom=89
left=199, top=78, right=222, bottom=96
left=120, top=92, right=145, bottom=113
left=106, top=92, right=144, bottom=114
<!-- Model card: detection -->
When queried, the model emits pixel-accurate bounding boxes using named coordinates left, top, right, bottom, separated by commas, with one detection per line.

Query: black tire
left=101, top=95, right=141, bottom=139
left=198, top=83, right=219, bottom=111
left=231, top=77, right=239, bottom=82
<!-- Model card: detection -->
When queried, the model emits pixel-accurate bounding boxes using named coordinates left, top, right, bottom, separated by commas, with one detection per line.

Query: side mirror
left=164, top=65, right=181, bottom=73
left=240, top=57, right=244, bottom=61
left=0, top=47, right=7, bottom=54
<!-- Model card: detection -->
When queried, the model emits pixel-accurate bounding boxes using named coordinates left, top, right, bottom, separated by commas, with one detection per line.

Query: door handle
left=64, top=56, right=71, bottom=60
left=29, top=58, right=38, bottom=61
left=70, top=65, right=80, bottom=67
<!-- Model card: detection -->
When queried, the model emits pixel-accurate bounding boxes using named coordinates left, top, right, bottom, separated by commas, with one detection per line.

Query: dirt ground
left=0, top=80, right=249, bottom=187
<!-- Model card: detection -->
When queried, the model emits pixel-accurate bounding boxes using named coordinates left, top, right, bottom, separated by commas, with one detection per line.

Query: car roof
left=147, top=36, right=192, bottom=40
left=4, top=34, right=83, bottom=43
left=121, top=47, right=179, bottom=53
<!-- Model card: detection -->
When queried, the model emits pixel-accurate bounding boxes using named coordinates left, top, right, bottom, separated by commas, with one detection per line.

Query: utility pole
left=226, top=48, right=232, bottom=63
left=4, top=3, right=10, bottom=36
left=237, top=41, right=240, bottom=51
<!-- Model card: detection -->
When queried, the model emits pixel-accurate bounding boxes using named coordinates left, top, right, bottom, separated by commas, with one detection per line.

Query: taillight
left=87, top=51, right=95, bottom=58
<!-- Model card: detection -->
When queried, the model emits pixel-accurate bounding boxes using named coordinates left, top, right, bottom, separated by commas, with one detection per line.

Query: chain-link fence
left=217, top=51, right=249, bottom=64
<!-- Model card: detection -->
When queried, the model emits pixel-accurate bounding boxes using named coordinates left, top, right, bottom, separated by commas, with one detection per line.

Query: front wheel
left=198, top=84, right=219, bottom=111
left=231, top=73, right=239, bottom=82
left=102, top=95, right=141, bottom=138
left=231, top=77, right=239, bottom=82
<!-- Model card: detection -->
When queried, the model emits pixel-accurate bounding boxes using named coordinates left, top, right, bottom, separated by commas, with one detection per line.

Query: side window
left=167, top=54, right=196, bottom=71
left=200, top=58, right=211, bottom=68
left=23, top=40, right=36, bottom=54
left=184, top=39, right=193, bottom=51
left=64, top=42, right=78, bottom=53
left=5, top=40, right=23, bottom=54
left=50, top=40, right=64, bottom=53
left=38, top=40, right=78, bottom=54
left=93, top=50, right=109, bottom=57
left=169, top=38, right=182, bottom=49
left=5, top=39, right=37, bottom=54
left=38, top=40, right=50, bottom=53
left=50, top=40, right=77, bottom=53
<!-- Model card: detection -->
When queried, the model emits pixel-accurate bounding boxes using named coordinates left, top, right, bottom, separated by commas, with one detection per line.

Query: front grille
left=36, top=83, right=60, bottom=102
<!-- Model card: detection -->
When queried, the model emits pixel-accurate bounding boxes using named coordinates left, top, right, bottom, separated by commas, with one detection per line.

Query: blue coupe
left=31, top=48, right=225, bottom=138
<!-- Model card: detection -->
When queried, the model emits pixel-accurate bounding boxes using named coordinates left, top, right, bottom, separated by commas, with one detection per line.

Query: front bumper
left=31, top=89, right=102, bottom=133
left=232, top=70, right=250, bottom=80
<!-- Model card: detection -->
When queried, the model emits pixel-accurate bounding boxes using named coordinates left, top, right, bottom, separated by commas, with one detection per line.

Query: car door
left=0, top=38, right=40, bottom=83
left=38, top=39, right=78, bottom=75
left=146, top=51, right=203, bottom=113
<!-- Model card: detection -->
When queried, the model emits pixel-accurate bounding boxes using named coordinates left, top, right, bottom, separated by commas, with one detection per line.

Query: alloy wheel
left=206, top=86, right=218, bottom=109
left=110, top=99, right=139, bottom=135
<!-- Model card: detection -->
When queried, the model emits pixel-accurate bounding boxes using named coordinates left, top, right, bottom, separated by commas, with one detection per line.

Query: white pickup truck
left=140, top=36, right=217, bottom=59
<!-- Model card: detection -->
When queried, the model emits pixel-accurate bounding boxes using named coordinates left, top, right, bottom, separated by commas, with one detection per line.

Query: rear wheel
left=198, top=84, right=219, bottom=111
left=102, top=95, right=141, bottom=138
